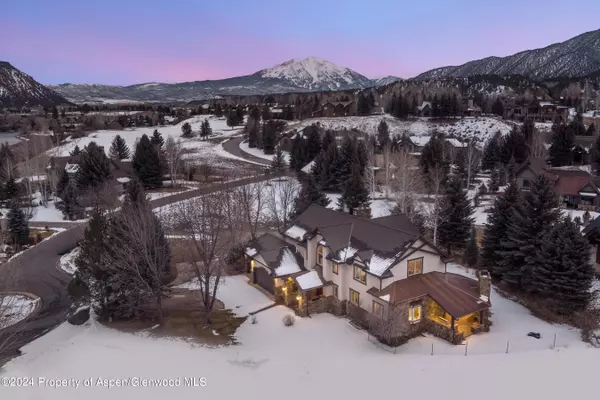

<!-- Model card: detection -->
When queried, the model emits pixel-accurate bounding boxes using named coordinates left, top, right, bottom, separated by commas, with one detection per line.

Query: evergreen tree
left=334, top=136, right=357, bottom=190
left=305, top=125, right=322, bottom=160
left=248, top=123, right=259, bottom=148
left=214, top=103, right=223, bottom=117
left=132, top=134, right=163, bottom=189
left=497, top=175, right=560, bottom=290
left=77, top=142, right=112, bottom=190
left=591, top=135, right=600, bottom=175
left=52, top=106, right=59, bottom=120
left=501, top=125, right=528, bottom=164
left=200, top=119, right=212, bottom=139
left=291, top=175, right=330, bottom=219
left=8, top=202, right=29, bottom=246
left=181, top=122, right=193, bottom=138
left=586, top=123, right=596, bottom=136
left=463, top=228, right=479, bottom=267
left=438, top=178, right=474, bottom=254
left=317, top=144, right=340, bottom=190
left=59, top=179, right=83, bottom=220
left=262, top=122, right=276, bottom=154
left=108, top=135, right=131, bottom=160
left=337, top=163, right=370, bottom=215
left=568, top=113, right=587, bottom=137
left=70, top=145, right=82, bottom=156
left=491, top=98, right=504, bottom=117
left=271, top=147, right=287, bottom=173
left=322, top=130, right=335, bottom=153
left=56, top=167, right=70, bottom=199
left=420, top=132, right=449, bottom=176
left=355, top=139, right=368, bottom=176
left=289, top=134, right=307, bottom=172
left=549, top=123, right=575, bottom=167
left=151, top=129, right=165, bottom=148
left=377, top=120, right=390, bottom=151
left=3, top=177, right=19, bottom=201
left=481, top=132, right=502, bottom=171
left=531, top=216, right=595, bottom=314
left=481, top=181, right=520, bottom=276
left=226, top=111, right=239, bottom=129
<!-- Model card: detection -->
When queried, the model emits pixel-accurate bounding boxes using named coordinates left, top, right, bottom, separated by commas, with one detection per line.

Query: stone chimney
left=477, top=270, right=491, bottom=303
left=468, top=98, right=474, bottom=109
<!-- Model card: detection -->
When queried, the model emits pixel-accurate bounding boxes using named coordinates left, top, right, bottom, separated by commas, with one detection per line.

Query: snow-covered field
left=2, top=269, right=597, bottom=400
left=286, top=115, right=513, bottom=144
left=49, top=116, right=249, bottom=168
left=0, top=294, right=40, bottom=329
left=326, top=193, right=394, bottom=218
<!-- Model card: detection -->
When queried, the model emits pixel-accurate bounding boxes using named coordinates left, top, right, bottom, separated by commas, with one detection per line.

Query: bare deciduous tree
left=235, top=180, right=266, bottom=240
left=0, top=264, right=30, bottom=362
left=165, top=137, right=184, bottom=188
left=423, top=166, right=447, bottom=246
left=391, top=148, right=424, bottom=215
left=529, top=128, right=548, bottom=161
left=464, top=139, right=481, bottom=189
left=266, top=178, right=299, bottom=232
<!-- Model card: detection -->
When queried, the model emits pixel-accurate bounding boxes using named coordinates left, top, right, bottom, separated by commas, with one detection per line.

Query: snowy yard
left=0, top=294, right=40, bottom=329
left=49, top=116, right=252, bottom=168
left=326, top=192, right=394, bottom=218
left=286, top=115, right=513, bottom=144
left=2, top=274, right=597, bottom=399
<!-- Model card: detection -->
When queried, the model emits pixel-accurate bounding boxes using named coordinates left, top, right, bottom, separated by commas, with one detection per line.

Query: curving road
left=221, top=137, right=271, bottom=166
left=0, top=172, right=293, bottom=361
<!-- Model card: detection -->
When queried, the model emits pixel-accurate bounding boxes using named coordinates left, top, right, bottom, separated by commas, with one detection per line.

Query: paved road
left=221, top=137, right=271, bottom=166
left=0, top=171, right=293, bottom=361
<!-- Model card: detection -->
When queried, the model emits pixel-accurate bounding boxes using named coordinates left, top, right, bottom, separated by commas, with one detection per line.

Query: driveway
left=0, top=172, right=293, bottom=360
left=222, top=137, right=270, bottom=166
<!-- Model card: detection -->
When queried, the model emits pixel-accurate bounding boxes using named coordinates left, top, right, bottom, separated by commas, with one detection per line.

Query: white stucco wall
left=382, top=241, right=446, bottom=288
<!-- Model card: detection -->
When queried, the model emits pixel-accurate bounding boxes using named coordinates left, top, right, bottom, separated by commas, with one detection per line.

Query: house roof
left=284, top=205, right=427, bottom=278
left=295, top=270, right=326, bottom=291
left=550, top=168, right=599, bottom=196
left=245, top=233, right=305, bottom=277
left=372, top=272, right=490, bottom=318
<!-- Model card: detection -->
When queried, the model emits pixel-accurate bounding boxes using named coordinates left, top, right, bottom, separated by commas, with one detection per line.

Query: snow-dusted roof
left=379, top=294, right=390, bottom=302
left=274, top=248, right=303, bottom=277
left=366, top=254, right=398, bottom=277
left=245, top=247, right=258, bottom=257
left=284, top=225, right=307, bottom=241
left=116, top=177, right=131, bottom=184
left=446, top=138, right=467, bottom=148
left=539, top=101, right=555, bottom=107
left=296, top=270, right=325, bottom=291
left=409, top=136, right=430, bottom=147
left=65, top=163, right=79, bottom=174
left=301, top=161, right=315, bottom=174
left=418, top=101, right=432, bottom=111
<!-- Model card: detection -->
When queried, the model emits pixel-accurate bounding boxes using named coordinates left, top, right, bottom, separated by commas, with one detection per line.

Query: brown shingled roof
left=374, top=272, right=489, bottom=318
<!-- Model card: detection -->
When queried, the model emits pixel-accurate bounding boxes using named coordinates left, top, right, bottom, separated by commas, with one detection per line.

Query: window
left=353, top=265, right=367, bottom=284
left=350, top=289, right=360, bottom=306
left=373, top=301, right=383, bottom=317
left=332, top=284, right=338, bottom=299
left=332, top=263, right=339, bottom=275
left=522, top=179, right=530, bottom=188
left=316, top=245, right=324, bottom=265
left=409, top=303, right=422, bottom=323
left=407, top=258, right=423, bottom=276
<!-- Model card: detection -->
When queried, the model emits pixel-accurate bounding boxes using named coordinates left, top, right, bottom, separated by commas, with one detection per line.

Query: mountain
left=370, top=76, right=403, bottom=86
left=0, top=61, right=69, bottom=108
left=51, top=57, right=374, bottom=104
left=416, top=29, right=600, bottom=81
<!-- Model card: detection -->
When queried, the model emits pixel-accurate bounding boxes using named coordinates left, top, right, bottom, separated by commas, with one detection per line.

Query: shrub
left=282, top=314, right=295, bottom=327
left=251, top=315, right=258, bottom=324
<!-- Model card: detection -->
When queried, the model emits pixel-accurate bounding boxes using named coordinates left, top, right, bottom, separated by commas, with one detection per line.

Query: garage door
left=253, top=266, right=274, bottom=294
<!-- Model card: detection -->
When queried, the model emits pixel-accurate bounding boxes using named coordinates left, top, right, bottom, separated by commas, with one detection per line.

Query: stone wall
left=347, top=302, right=370, bottom=329
left=328, top=297, right=347, bottom=316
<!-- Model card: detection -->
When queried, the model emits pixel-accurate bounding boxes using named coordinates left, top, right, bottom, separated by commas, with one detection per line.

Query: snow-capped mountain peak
left=0, top=61, right=69, bottom=107
left=256, top=57, right=372, bottom=90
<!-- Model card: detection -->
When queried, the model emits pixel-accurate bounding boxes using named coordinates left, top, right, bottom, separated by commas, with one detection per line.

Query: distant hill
left=0, top=61, right=70, bottom=108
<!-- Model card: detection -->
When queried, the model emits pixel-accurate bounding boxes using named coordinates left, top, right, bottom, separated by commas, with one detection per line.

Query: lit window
left=317, top=245, right=324, bottom=265
left=408, top=258, right=423, bottom=276
left=332, top=284, right=338, bottom=299
left=409, top=304, right=422, bottom=323
left=350, top=289, right=360, bottom=305
left=332, top=263, right=339, bottom=275
left=373, top=302, right=383, bottom=317
left=353, top=265, right=367, bottom=284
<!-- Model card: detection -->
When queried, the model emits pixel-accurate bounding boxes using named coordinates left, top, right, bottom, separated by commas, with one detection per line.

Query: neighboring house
left=416, top=101, right=432, bottom=117
left=277, top=131, right=295, bottom=152
left=463, top=99, right=482, bottom=117
left=582, top=219, right=600, bottom=276
left=311, top=101, right=356, bottom=118
left=245, top=205, right=492, bottom=345
left=515, top=159, right=600, bottom=210
left=506, top=101, right=569, bottom=122
left=583, top=111, right=600, bottom=130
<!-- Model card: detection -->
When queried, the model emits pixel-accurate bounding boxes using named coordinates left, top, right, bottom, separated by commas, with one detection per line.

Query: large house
left=515, top=159, right=600, bottom=210
left=311, top=101, right=357, bottom=118
left=245, top=205, right=492, bottom=345
left=506, top=101, right=570, bottom=122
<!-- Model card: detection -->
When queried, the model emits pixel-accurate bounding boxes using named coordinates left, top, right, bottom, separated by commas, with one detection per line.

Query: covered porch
left=425, top=297, right=488, bottom=340
left=292, top=270, right=328, bottom=317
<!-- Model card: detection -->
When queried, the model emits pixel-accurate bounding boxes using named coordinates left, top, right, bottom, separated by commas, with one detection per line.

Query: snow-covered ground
left=286, top=115, right=513, bottom=144
left=325, top=193, right=394, bottom=218
left=2, top=267, right=597, bottom=399
left=49, top=116, right=250, bottom=168
left=0, top=294, right=40, bottom=329
left=58, top=247, right=80, bottom=275
left=176, top=275, right=274, bottom=317
left=239, top=140, right=291, bottom=164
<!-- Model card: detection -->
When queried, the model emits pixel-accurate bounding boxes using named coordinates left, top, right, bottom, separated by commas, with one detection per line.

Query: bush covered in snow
left=282, top=314, right=295, bottom=327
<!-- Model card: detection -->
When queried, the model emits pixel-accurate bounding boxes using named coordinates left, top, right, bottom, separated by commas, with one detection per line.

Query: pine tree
left=109, top=135, right=131, bottom=160
left=463, top=228, right=479, bottom=267
left=8, top=202, right=29, bottom=246
left=271, top=147, right=287, bottom=173
left=481, top=132, right=502, bottom=171
left=322, top=130, right=335, bottom=153
left=586, top=123, right=596, bottom=136
left=248, top=123, right=259, bottom=148
left=438, top=178, right=474, bottom=254
left=133, top=134, right=164, bottom=189
left=334, top=137, right=357, bottom=190
left=181, top=122, right=193, bottom=138
left=591, top=135, right=600, bottom=174
left=151, top=129, right=165, bottom=148
left=289, top=134, right=306, bottom=171
left=491, top=98, right=504, bottom=117
left=3, top=177, right=19, bottom=201
left=70, top=145, right=82, bottom=156
left=262, top=122, right=276, bottom=154
left=549, top=123, right=575, bottom=167
left=59, top=179, right=83, bottom=220
left=56, top=167, right=70, bottom=199
left=305, top=125, right=322, bottom=160
left=377, top=120, right=390, bottom=151
left=481, top=181, right=520, bottom=276
left=310, top=151, right=324, bottom=184
left=77, top=142, right=112, bottom=190
left=226, top=112, right=239, bottom=129
left=420, top=131, right=449, bottom=176
left=292, top=175, right=330, bottom=219
left=337, top=163, right=370, bottom=215
left=497, top=175, right=560, bottom=290
left=200, top=119, right=212, bottom=139
left=501, top=126, right=528, bottom=165
left=531, top=216, right=595, bottom=314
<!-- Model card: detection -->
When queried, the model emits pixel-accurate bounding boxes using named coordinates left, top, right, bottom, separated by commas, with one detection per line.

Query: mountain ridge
left=0, top=61, right=70, bottom=108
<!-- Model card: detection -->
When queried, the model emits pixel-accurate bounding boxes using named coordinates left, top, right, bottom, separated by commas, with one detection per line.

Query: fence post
left=505, top=340, right=510, bottom=354
left=431, top=343, right=434, bottom=356
left=552, top=333, right=557, bottom=349
left=465, top=341, right=468, bottom=356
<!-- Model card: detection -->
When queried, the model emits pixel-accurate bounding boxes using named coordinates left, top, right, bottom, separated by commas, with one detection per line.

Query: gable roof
left=550, top=168, right=599, bottom=196
left=372, top=272, right=489, bottom=318
left=245, top=233, right=305, bottom=277
left=371, top=215, right=420, bottom=236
